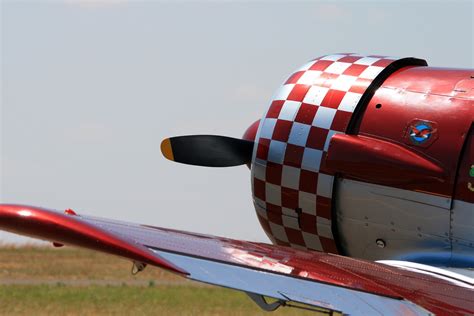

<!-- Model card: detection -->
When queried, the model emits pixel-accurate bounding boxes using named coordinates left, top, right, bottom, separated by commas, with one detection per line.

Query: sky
left=1, top=0, right=473, bottom=244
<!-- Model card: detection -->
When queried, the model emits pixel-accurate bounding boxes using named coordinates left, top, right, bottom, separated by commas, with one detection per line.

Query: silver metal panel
left=152, top=248, right=431, bottom=316
left=452, top=199, right=474, bottom=244
left=451, top=199, right=474, bottom=266
left=336, top=178, right=451, bottom=262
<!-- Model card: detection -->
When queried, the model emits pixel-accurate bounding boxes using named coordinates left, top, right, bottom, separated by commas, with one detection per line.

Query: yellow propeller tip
left=160, top=138, right=174, bottom=161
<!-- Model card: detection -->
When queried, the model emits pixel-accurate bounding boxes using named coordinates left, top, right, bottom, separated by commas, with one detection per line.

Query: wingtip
left=160, top=138, right=174, bottom=161
left=0, top=204, right=189, bottom=276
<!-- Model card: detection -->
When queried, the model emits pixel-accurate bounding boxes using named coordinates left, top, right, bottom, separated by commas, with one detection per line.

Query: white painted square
left=317, top=173, right=334, bottom=198
left=253, top=197, right=266, bottom=210
left=272, top=84, right=295, bottom=101
left=301, top=147, right=323, bottom=172
left=267, top=140, right=286, bottom=164
left=254, top=203, right=268, bottom=220
left=317, top=217, right=334, bottom=239
left=312, top=107, right=337, bottom=129
left=299, top=192, right=317, bottom=215
left=278, top=100, right=302, bottom=121
left=269, top=222, right=288, bottom=242
left=287, top=122, right=311, bottom=147
left=323, top=130, right=341, bottom=151
left=320, top=54, right=345, bottom=61
left=252, top=161, right=266, bottom=180
left=348, top=53, right=365, bottom=57
left=324, top=62, right=352, bottom=75
left=359, top=66, right=384, bottom=79
left=297, top=70, right=323, bottom=85
left=281, top=165, right=300, bottom=190
left=282, top=215, right=300, bottom=230
left=282, top=207, right=298, bottom=217
left=330, top=75, right=358, bottom=91
left=354, top=57, right=380, bottom=66
left=302, top=232, right=323, bottom=251
left=338, top=92, right=362, bottom=112
left=253, top=158, right=267, bottom=167
left=303, top=86, right=329, bottom=106
left=259, top=118, right=277, bottom=139
left=265, top=183, right=282, bottom=205
left=290, top=243, right=307, bottom=251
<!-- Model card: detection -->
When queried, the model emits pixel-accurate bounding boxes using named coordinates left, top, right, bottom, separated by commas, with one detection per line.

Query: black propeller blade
left=161, top=135, right=254, bottom=167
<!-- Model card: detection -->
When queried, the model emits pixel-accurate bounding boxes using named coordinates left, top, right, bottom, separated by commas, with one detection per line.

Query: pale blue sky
left=1, top=0, right=473, bottom=243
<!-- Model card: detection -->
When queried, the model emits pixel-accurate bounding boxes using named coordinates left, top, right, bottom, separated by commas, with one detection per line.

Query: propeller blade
left=161, top=135, right=254, bottom=167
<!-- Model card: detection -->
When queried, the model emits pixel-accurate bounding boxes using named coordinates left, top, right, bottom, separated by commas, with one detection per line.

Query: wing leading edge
left=0, top=204, right=472, bottom=315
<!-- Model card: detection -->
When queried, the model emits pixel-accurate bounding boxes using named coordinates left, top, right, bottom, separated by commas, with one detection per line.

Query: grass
left=0, top=245, right=325, bottom=315
left=0, top=245, right=181, bottom=283
left=0, top=285, right=317, bottom=315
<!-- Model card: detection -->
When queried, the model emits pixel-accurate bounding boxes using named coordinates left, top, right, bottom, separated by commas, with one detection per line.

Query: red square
left=281, top=187, right=299, bottom=209
left=320, top=89, right=346, bottom=109
left=330, top=110, right=352, bottom=131
left=256, top=138, right=270, bottom=160
left=275, top=239, right=291, bottom=247
left=285, top=71, right=305, bottom=84
left=343, top=64, right=367, bottom=77
left=306, top=126, right=329, bottom=150
left=299, top=169, right=318, bottom=194
left=309, top=60, right=333, bottom=71
left=283, top=144, right=305, bottom=168
left=267, top=208, right=283, bottom=225
left=266, top=100, right=284, bottom=118
left=253, top=178, right=266, bottom=200
left=316, top=196, right=332, bottom=219
left=320, top=237, right=338, bottom=253
left=294, top=103, right=317, bottom=125
left=285, top=227, right=305, bottom=245
left=319, top=152, right=331, bottom=173
left=265, top=162, right=283, bottom=185
left=287, top=84, right=311, bottom=102
left=373, top=58, right=393, bottom=67
left=272, top=120, right=293, bottom=142
left=349, top=78, right=372, bottom=94
left=300, top=213, right=317, bottom=233
left=338, top=55, right=361, bottom=63
left=267, top=203, right=282, bottom=214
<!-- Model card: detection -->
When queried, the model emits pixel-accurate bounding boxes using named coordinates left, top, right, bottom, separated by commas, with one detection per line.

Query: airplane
left=1, top=53, right=473, bottom=315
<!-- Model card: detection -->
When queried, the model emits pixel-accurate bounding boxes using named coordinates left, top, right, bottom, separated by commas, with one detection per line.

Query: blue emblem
left=409, top=122, right=433, bottom=145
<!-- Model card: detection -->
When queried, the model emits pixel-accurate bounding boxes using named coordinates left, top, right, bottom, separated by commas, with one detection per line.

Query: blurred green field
left=0, top=245, right=327, bottom=315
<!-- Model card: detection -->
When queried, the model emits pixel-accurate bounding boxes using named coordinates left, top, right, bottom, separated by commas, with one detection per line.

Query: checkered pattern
left=251, top=53, right=399, bottom=253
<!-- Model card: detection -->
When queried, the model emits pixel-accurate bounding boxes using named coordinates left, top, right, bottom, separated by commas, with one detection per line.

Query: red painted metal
left=0, top=204, right=471, bottom=315
left=242, top=119, right=260, bottom=142
left=325, top=134, right=446, bottom=187
left=455, top=126, right=474, bottom=203
left=243, top=120, right=260, bottom=169
left=358, top=67, right=474, bottom=198
left=64, top=209, right=77, bottom=216
left=0, top=204, right=187, bottom=275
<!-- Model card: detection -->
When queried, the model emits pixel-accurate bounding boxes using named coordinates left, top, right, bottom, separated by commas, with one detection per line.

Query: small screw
left=376, top=239, right=386, bottom=248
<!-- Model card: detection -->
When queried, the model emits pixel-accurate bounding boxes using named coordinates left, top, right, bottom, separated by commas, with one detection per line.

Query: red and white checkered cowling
left=250, top=53, right=400, bottom=253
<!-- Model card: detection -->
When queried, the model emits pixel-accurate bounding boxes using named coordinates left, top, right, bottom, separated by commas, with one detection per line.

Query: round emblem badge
left=405, top=120, right=438, bottom=147
left=409, top=123, right=433, bottom=144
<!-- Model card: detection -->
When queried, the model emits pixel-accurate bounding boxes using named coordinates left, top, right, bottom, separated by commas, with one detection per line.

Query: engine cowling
left=249, top=53, right=474, bottom=267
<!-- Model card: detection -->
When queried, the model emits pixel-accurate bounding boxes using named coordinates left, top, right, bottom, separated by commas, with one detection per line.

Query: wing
left=0, top=204, right=472, bottom=315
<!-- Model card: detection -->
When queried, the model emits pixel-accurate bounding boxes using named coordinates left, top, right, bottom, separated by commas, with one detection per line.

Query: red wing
left=0, top=204, right=472, bottom=315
